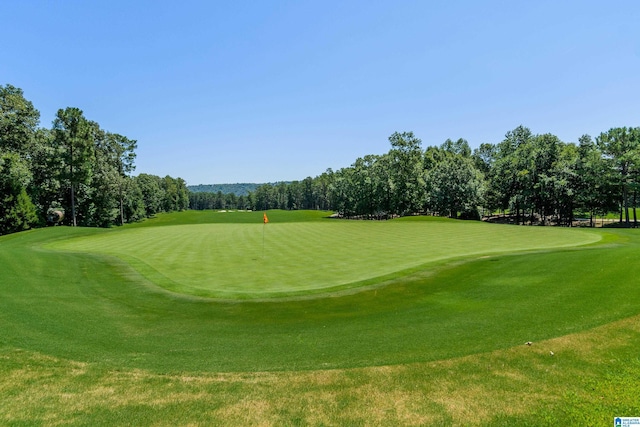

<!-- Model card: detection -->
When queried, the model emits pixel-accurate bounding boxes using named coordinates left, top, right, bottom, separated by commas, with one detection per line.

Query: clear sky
left=3, top=1, right=639, bottom=185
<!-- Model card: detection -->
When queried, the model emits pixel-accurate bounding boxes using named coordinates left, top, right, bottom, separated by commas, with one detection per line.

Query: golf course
left=2, top=210, right=640, bottom=425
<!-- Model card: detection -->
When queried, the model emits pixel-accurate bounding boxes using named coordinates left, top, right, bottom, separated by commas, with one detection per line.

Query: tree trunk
left=70, top=183, right=77, bottom=227
left=634, top=190, right=638, bottom=228
left=70, top=144, right=76, bottom=227
left=620, top=199, right=623, bottom=224
left=69, top=140, right=76, bottom=227
left=120, top=197, right=124, bottom=226
left=530, top=207, right=534, bottom=225
left=624, top=185, right=630, bottom=227
left=119, top=181, right=124, bottom=226
left=568, top=206, right=574, bottom=227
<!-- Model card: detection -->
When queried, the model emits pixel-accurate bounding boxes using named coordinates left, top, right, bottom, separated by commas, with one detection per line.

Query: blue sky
left=3, top=1, right=639, bottom=184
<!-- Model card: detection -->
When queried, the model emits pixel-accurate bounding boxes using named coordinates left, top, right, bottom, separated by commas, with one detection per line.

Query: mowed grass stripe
left=48, top=219, right=601, bottom=298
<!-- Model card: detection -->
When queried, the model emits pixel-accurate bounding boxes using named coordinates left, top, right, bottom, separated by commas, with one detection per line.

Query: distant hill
left=188, top=183, right=261, bottom=196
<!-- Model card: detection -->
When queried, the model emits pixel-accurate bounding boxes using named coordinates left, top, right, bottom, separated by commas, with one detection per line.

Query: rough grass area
left=2, top=315, right=639, bottom=426
left=1, top=210, right=639, bottom=425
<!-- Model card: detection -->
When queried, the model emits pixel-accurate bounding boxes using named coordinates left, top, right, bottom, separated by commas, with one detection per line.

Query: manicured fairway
left=47, top=212, right=601, bottom=298
left=2, top=211, right=640, bottom=425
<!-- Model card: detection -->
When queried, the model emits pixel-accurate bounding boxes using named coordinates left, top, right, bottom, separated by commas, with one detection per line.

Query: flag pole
left=262, top=212, right=268, bottom=259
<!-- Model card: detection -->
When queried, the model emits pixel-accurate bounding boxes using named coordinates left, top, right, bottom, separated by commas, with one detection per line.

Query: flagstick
left=262, top=212, right=268, bottom=259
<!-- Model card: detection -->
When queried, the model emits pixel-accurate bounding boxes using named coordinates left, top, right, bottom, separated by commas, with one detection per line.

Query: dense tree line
left=189, top=191, right=250, bottom=211
left=237, top=127, right=639, bottom=227
left=0, top=84, right=189, bottom=235
left=188, top=183, right=260, bottom=196
left=7, top=84, right=635, bottom=232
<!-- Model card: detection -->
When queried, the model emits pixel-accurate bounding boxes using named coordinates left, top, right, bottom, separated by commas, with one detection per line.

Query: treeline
left=0, top=84, right=189, bottom=235
left=201, top=127, right=638, bottom=227
left=188, top=183, right=260, bottom=196
left=189, top=191, right=251, bottom=211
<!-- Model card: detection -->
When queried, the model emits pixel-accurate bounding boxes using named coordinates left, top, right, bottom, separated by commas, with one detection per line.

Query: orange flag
left=263, top=212, right=269, bottom=224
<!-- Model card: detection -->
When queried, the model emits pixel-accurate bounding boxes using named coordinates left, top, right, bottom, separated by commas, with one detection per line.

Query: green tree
left=313, top=169, right=334, bottom=211
left=121, top=178, right=145, bottom=222
left=135, top=173, right=164, bottom=216
left=0, top=152, right=38, bottom=234
left=472, top=143, right=497, bottom=176
left=488, top=126, right=534, bottom=223
left=351, top=156, right=376, bottom=216
left=547, top=142, right=578, bottom=226
left=94, top=131, right=137, bottom=225
left=427, top=153, right=484, bottom=218
left=28, top=128, right=63, bottom=222
left=301, top=176, right=315, bottom=210
left=252, top=183, right=276, bottom=211
left=388, top=131, right=425, bottom=215
left=371, top=154, right=394, bottom=216
left=86, top=123, right=118, bottom=226
left=287, top=180, right=303, bottom=210
left=52, top=107, right=94, bottom=226
left=597, top=127, right=640, bottom=227
left=441, top=138, right=472, bottom=157
left=0, top=84, right=45, bottom=229
left=530, top=133, right=561, bottom=223
left=0, top=84, right=40, bottom=155
left=575, top=135, right=614, bottom=226
left=162, top=176, right=189, bottom=212
left=330, top=167, right=357, bottom=217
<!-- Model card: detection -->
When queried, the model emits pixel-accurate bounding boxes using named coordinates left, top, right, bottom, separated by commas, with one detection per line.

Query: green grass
left=1, top=210, right=640, bottom=425
left=46, top=210, right=601, bottom=298
left=128, top=209, right=330, bottom=227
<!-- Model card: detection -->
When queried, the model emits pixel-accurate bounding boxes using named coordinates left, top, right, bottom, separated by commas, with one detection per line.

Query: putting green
left=48, top=218, right=601, bottom=298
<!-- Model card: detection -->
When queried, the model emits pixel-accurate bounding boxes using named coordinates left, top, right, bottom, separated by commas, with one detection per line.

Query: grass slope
left=3, top=316, right=639, bottom=425
left=1, top=211, right=639, bottom=425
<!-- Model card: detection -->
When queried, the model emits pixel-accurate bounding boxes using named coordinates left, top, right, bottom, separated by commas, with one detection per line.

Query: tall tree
left=0, top=85, right=41, bottom=231
left=547, top=142, right=578, bottom=226
left=441, top=138, right=472, bottom=157
left=530, top=133, right=561, bottom=222
left=314, top=169, right=334, bottom=211
left=597, top=127, right=640, bottom=227
left=472, top=143, right=497, bottom=176
left=489, top=126, right=534, bottom=223
left=575, top=135, right=613, bottom=226
left=388, top=131, right=425, bottom=215
left=99, top=131, right=137, bottom=225
left=161, top=176, right=189, bottom=212
left=426, top=151, right=484, bottom=218
left=52, top=107, right=94, bottom=226
left=0, top=152, right=38, bottom=234
left=0, top=84, right=40, bottom=155
left=135, top=173, right=164, bottom=216
left=330, top=167, right=356, bottom=217
left=28, top=128, right=63, bottom=221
